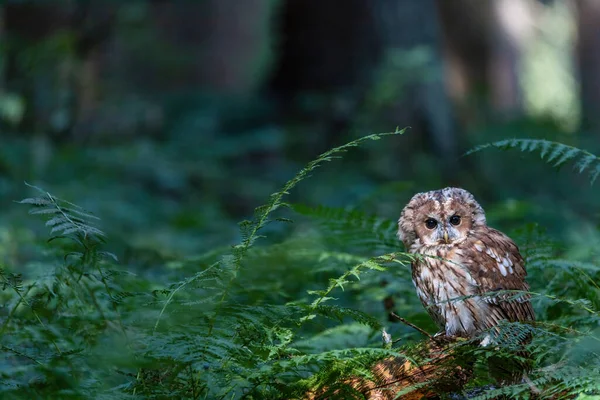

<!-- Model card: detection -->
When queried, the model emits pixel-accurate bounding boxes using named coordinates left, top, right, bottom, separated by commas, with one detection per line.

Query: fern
left=311, top=304, right=384, bottom=331
left=293, top=204, right=401, bottom=253
left=0, top=185, right=139, bottom=399
left=9, top=133, right=600, bottom=399
left=208, top=128, right=407, bottom=334
left=466, top=139, right=600, bottom=183
left=18, top=182, right=107, bottom=241
left=301, top=252, right=414, bottom=324
left=131, top=130, right=414, bottom=398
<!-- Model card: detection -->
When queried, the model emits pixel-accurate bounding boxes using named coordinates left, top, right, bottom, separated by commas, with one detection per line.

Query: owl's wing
left=461, top=228, right=535, bottom=324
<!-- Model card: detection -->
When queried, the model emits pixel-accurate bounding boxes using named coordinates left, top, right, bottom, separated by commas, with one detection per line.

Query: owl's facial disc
left=419, top=206, right=471, bottom=246
left=398, top=187, right=486, bottom=249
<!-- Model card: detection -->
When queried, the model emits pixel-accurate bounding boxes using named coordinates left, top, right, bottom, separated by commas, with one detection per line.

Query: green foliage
left=466, top=138, right=600, bottom=184
left=3, top=132, right=600, bottom=399
left=18, top=182, right=108, bottom=243
left=1, top=130, right=415, bottom=399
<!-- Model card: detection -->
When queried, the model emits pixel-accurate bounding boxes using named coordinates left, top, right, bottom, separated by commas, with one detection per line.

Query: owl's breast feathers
left=411, top=226, right=535, bottom=340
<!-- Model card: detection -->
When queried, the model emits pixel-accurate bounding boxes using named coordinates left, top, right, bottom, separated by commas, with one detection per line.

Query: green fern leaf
left=19, top=183, right=106, bottom=240
left=466, top=139, right=600, bottom=184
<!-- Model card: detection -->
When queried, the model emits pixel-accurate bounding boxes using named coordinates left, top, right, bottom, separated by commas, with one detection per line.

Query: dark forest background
left=2, top=0, right=600, bottom=241
left=2, top=0, right=600, bottom=246
left=2, top=1, right=600, bottom=399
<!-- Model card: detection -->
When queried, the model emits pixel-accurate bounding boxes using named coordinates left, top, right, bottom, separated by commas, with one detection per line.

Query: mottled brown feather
left=398, top=187, right=535, bottom=343
left=463, top=227, right=535, bottom=325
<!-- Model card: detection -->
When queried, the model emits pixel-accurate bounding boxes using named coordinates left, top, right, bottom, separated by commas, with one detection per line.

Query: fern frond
left=153, top=262, right=222, bottom=332
left=466, top=139, right=600, bottom=183
left=312, top=304, right=383, bottom=331
left=544, top=259, right=600, bottom=273
left=301, top=252, right=414, bottom=326
left=243, top=136, right=373, bottom=246
left=293, top=204, right=400, bottom=252
left=293, top=323, right=373, bottom=353
left=209, top=129, right=407, bottom=334
left=236, top=128, right=406, bottom=260
left=0, top=268, right=24, bottom=293
left=285, top=347, right=410, bottom=367
left=18, top=183, right=106, bottom=241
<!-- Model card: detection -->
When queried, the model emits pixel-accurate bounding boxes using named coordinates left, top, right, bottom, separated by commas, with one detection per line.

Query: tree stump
left=306, top=336, right=472, bottom=400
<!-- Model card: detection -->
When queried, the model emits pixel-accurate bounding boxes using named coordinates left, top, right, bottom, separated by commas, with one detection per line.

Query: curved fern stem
left=300, top=252, right=415, bottom=325
left=207, top=128, right=408, bottom=335
left=153, top=262, right=219, bottom=333
left=466, top=139, right=600, bottom=184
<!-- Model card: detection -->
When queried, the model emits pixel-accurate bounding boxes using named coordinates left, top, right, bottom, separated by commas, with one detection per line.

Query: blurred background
left=1, top=0, right=599, bottom=260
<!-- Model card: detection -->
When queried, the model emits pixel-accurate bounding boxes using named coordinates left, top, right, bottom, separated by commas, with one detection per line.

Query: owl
left=397, top=187, right=535, bottom=345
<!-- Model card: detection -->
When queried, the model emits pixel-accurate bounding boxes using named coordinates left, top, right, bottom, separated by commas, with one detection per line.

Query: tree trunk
left=268, top=0, right=382, bottom=153
left=375, top=0, right=458, bottom=172
left=151, top=0, right=276, bottom=94
left=3, top=1, right=115, bottom=139
left=575, top=0, right=600, bottom=129
left=488, top=0, right=533, bottom=117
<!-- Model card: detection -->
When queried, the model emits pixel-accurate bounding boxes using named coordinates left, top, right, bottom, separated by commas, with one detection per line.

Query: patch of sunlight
left=521, top=1, right=580, bottom=132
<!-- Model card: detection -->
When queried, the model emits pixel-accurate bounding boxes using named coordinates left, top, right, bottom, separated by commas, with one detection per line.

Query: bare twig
left=390, top=312, right=434, bottom=340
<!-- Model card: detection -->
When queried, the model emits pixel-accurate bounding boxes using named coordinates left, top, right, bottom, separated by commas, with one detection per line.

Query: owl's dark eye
left=425, top=218, right=438, bottom=229
left=449, top=215, right=461, bottom=226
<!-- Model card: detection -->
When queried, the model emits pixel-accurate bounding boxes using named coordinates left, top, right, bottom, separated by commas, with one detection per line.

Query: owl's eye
left=425, top=218, right=438, bottom=229
left=449, top=215, right=461, bottom=226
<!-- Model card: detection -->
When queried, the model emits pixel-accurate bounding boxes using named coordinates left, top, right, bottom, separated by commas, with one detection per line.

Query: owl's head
left=397, top=187, right=486, bottom=248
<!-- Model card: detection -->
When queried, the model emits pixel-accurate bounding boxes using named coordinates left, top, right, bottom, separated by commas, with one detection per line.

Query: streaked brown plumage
left=398, top=187, right=534, bottom=344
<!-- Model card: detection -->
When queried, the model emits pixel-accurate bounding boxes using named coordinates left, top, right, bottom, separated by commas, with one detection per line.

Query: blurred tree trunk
left=0, top=7, right=4, bottom=92
left=269, top=0, right=382, bottom=153
left=488, top=0, right=532, bottom=116
left=437, top=0, right=533, bottom=125
left=3, top=1, right=114, bottom=139
left=437, top=0, right=490, bottom=128
left=4, top=2, right=63, bottom=134
left=70, top=1, right=115, bottom=140
left=269, top=0, right=460, bottom=173
left=202, top=0, right=276, bottom=94
left=270, top=0, right=380, bottom=95
left=375, top=0, right=458, bottom=172
left=150, top=0, right=276, bottom=95
left=575, top=0, right=600, bottom=130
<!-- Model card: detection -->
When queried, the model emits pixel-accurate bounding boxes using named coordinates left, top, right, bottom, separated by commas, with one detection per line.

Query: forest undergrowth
left=1, top=130, right=600, bottom=399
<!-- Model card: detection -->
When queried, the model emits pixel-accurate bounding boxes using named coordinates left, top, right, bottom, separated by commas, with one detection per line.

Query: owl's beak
left=443, top=231, right=449, bottom=243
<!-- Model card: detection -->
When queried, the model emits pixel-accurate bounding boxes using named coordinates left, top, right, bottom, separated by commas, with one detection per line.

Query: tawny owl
left=398, top=187, right=535, bottom=344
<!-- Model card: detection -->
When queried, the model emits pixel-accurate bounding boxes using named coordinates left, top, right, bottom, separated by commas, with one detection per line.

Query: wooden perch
left=305, top=335, right=472, bottom=400
left=304, top=337, right=577, bottom=400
